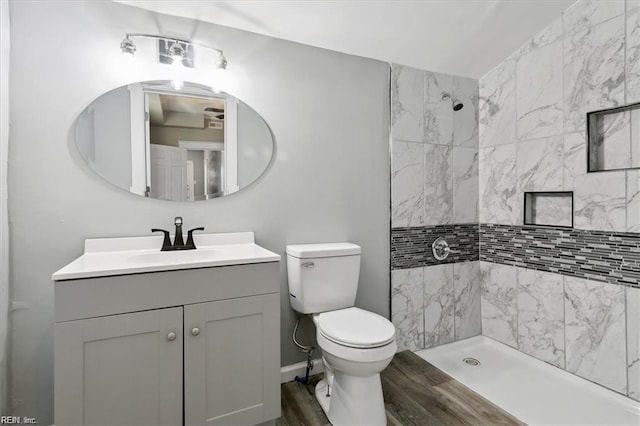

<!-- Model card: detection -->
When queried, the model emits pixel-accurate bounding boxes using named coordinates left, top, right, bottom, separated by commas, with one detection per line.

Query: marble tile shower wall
left=480, top=261, right=636, bottom=397
left=391, top=65, right=479, bottom=227
left=392, top=262, right=481, bottom=351
left=390, top=63, right=480, bottom=352
left=478, top=0, right=640, bottom=400
left=479, top=0, right=640, bottom=232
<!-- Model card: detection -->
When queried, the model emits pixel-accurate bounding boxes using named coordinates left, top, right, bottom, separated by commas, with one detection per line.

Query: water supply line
left=292, top=314, right=315, bottom=384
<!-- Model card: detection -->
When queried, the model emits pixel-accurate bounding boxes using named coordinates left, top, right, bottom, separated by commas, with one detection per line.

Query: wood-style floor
left=276, top=350, right=524, bottom=426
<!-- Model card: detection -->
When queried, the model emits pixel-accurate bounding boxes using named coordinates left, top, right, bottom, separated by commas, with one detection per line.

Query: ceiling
left=115, top=0, right=575, bottom=79
left=148, top=93, right=225, bottom=126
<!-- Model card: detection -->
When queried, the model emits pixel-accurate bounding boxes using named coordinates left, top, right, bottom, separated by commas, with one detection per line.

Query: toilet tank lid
left=286, top=242, right=361, bottom=258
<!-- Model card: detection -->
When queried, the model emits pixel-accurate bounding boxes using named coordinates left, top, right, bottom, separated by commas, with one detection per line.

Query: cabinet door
left=184, top=294, right=280, bottom=425
left=54, top=307, right=183, bottom=426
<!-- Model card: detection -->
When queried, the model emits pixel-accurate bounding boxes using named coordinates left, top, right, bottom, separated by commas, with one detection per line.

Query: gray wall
left=8, top=1, right=390, bottom=422
left=0, top=0, right=10, bottom=414
left=150, top=126, right=224, bottom=146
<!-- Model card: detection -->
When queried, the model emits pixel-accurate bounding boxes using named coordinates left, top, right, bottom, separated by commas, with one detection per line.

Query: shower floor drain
left=463, top=357, right=480, bottom=366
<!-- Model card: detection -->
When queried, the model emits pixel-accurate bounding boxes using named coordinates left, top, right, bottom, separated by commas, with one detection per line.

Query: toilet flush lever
left=302, top=262, right=315, bottom=268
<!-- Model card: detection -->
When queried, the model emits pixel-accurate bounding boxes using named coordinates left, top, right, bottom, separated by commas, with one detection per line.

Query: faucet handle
left=151, top=228, right=172, bottom=251
left=185, top=227, right=205, bottom=249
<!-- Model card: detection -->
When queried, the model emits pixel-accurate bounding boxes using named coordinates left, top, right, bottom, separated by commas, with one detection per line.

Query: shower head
left=442, top=93, right=464, bottom=111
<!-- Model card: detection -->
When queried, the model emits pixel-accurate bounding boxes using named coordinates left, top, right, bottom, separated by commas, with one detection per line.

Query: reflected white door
left=186, top=160, right=195, bottom=202
left=150, top=144, right=187, bottom=201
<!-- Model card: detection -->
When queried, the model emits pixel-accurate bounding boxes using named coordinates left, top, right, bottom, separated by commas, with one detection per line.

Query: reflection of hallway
left=149, top=144, right=225, bottom=201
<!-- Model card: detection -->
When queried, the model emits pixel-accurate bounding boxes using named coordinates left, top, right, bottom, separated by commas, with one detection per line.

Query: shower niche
left=524, top=192, right=573, bottom=228
left=587, top=102, right=640, bottom=172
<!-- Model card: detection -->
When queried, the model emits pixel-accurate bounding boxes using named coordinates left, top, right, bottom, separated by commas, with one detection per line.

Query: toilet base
left=314, top=373, right=387, bottom=425
left=314, top=379, right=331, bottom=414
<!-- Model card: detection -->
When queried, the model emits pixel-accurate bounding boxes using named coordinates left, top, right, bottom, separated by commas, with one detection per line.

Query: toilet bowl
left=312, top=307, right=397, bottom=425
left=285, top=243, right=397, bottom=425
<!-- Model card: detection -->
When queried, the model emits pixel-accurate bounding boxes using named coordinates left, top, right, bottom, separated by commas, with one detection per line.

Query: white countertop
left=52, top=232, right=280, bottom=281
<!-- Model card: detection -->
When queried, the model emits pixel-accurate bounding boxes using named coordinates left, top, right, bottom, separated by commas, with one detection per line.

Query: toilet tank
left=286, top=243, right=361, bottom=314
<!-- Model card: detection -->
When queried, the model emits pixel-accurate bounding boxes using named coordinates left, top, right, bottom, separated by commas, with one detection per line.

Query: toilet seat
left=316, top=307, right=396, bottom=348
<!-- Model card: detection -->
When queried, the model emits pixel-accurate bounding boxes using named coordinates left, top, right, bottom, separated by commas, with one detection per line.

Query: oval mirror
left=75, top=80, right=274, bottom=201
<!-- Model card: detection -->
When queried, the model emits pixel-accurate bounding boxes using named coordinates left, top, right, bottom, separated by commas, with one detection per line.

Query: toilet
left=286, top=242, right=397, bottom=426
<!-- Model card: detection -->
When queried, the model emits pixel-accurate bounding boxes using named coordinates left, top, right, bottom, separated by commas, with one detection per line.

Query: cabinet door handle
left=191, top=327, right=200, bottom=336
left=167, top=332, right=177, bottom=341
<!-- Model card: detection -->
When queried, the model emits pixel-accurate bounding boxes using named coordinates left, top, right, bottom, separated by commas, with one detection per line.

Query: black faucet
left=152, top=217, right=205, bottom=251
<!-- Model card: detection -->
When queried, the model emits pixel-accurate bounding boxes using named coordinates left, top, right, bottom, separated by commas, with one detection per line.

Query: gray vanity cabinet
left=54, top=262, right=281, bottom=426
left=184, top=294, right=280, bottom=425
left=54, top=307, right=184, bottom=425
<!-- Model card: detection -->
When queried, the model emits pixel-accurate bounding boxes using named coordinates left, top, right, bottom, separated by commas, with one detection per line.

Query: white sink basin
left=52, top=232, right=280, bottom=281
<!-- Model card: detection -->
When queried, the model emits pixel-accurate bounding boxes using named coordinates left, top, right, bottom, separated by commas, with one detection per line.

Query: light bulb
left=171, top=55, right=183, bottom=67
left=168, top=43, right=185, bottom=67
left=120, top=37, right=136, bottom=57
left=216, top=55, right=227, bottom=73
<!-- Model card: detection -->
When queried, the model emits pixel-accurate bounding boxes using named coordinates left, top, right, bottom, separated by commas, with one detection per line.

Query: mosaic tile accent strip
left=480, top=224, right=640, bottom=289
left=392, top=223, right=640, bottom=288
left=391, top=224, right=479, bottom=270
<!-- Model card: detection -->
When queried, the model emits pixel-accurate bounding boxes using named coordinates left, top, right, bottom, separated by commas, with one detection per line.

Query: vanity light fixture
left=119, top=33, right=228, bottom=73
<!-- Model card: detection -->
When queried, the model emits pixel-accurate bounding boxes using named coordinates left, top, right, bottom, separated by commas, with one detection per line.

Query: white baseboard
left=280, top=358, right=324, bottom=383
